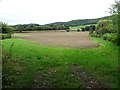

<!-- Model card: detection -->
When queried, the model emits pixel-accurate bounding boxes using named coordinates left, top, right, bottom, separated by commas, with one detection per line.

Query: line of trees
left=13, top=24, right=69, bottom=32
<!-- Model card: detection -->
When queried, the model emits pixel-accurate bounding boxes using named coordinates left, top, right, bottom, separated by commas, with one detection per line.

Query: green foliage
left=103, top=33, right=119, bottom=44
left=15, top=24, right=25, bottom=32
left=90, top=19, right=119, bottom=45
left=81, top=28, right=85, bottom=31
left=89, top=30, right=94, bottom=35
left=96, top=20, right=114, bottom=34
left=1, top=22, right=14, bottom=34
left=13, top=24, right=69, bottom=32
left=49, top=17, right=106, bottom=26
left=0, top=22, right=14, bottom=39
left=109, top=0, right=120, bottom=14
left=108, top=0, right=120, bottom=34
left=85, top=25, right=96, bottom=31
left=90, top=31, right=99, bottom=37
left=70, top=24, right=96, bottom=32
left=70, top=25, right=86, bottom=29
left=90, top=1, right=120, bottom=45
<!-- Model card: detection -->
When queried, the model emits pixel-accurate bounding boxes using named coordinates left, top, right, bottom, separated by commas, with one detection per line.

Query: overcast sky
left=0, top=0, right=115, bottom=25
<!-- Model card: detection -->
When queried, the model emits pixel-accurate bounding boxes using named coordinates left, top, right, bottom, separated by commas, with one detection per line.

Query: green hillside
left=47, top=16, right=109, bottom=26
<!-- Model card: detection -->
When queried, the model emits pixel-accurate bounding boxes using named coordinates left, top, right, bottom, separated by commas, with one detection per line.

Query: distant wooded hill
left=46, top=16, right=109, bottom=26
left=10, top=16, right=111, bottom=32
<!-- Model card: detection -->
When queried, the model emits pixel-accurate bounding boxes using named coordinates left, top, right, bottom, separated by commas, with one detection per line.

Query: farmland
left=69, top=24, right=96, bottom=29
left=13, top=31, right=98, bottom=48
left=2, top=31, right=119, bottom=88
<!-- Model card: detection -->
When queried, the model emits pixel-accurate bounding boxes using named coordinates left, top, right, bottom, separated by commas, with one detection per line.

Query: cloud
left=0, top=0, right=115, bottom=25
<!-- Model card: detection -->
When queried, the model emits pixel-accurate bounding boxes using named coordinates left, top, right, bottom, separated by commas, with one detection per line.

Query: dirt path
left=31, top=68, right=57, bottom=88
left=69, top=64, right=108, bottom=88
left=13, top=31, right=99, bottom=48
left=31, top=64, right=108, bottom=88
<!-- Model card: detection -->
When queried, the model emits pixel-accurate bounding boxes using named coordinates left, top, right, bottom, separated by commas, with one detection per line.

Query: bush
left=89, top=30, right=94, bottom=35
left=89, top=25, right=96, bottom=35
left=77, top=29, right=80, bottom=32
left=81, top=28, right=85, bottom=31
left=90, top=31, right=97, bottom=37
left=95, top=20, right=114, bottom=35
left=66, top=29, right=69, bottom=32
left=95, top=28, right=108, bottom=37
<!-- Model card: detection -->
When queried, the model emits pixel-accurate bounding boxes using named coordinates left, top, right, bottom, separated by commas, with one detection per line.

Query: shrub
left=81, top=28, right=85, bottom=31
left=66, top=29, right=69, bottom=32
left=89, top=30, right=94, bottom=35
left=95, top=28, right=108, bottom=37
left=77, top=29, right=80, bottom=32
left=90, top=31, right=97, bottom=37
left=96, top=20, right=114, bottom=35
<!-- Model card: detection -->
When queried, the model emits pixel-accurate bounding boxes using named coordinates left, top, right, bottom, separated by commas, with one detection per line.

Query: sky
left=0, top=0, right=115, bottom=25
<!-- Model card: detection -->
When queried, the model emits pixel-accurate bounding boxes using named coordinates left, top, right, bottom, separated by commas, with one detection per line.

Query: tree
left=109, top=0, right=120, bottom=45
left=90, top=1, right=120, bottom=45
left=1, top=22, right=14, bottom=34
left=89, top=25, right=96, bottom=34
left=0, top=22, right=14, bottom=39
left=15, top=25, right=24, bottom=32
left=109, top=0, right=120, bottom=14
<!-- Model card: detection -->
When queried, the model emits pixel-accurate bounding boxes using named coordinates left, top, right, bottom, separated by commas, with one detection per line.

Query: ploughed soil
left=13, top=31, right=99, bottom=48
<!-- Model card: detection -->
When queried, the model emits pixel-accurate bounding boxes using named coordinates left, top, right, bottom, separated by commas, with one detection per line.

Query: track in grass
left=13, top=31, right=99, bottom=48
left=69, top=64, right=108, bottom=88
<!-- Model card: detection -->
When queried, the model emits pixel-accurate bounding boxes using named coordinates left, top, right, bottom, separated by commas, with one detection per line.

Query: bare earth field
left=13, top=31, right=99, bottom=48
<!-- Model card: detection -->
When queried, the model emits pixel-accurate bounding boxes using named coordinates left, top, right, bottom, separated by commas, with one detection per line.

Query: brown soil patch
left=13, top=31, right=99, bottom=48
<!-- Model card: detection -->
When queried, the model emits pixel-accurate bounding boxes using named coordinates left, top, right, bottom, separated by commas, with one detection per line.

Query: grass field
left=2, top=37, right=119, bottom=88
left=70, top=24, right=96, bottom=29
